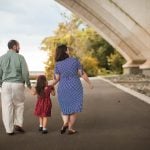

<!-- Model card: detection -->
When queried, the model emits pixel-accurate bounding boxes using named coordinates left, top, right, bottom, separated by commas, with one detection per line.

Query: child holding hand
left=31, top=75, right=55, bottom=134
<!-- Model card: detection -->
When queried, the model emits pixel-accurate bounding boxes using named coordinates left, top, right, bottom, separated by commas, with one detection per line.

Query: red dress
left=34, top=86, right=54, bottom=117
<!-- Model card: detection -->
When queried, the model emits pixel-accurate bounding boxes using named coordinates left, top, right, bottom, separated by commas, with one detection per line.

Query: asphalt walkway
left=0, top=78, right=150, bottom=150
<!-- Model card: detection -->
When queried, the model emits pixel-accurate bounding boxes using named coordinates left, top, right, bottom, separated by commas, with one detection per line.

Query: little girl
left=32, top=75, right=55, bottom=134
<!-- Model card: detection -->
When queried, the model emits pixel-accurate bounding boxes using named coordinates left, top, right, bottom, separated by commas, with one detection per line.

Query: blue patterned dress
left=54, top=57, right=83, bottom=115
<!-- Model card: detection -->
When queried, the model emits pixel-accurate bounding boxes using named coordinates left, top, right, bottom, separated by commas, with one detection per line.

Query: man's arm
left=20, top=56, right=31, bottom=89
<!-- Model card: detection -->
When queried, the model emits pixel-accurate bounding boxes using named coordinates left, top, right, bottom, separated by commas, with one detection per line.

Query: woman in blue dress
left=52, top=44, right=93, bottom=134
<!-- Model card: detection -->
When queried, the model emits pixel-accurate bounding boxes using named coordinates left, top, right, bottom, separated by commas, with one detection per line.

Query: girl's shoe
left=38, top=127, right=43, bottom=131
left=60, top=125, right=68, bottom=134
left=42, top=129, right=48, bottom=134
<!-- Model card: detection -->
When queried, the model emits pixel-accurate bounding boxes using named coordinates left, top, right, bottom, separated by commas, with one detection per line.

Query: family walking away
left=0, top=40, right=93, bottom=136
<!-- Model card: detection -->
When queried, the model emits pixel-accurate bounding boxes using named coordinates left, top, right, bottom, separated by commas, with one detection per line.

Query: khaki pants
left=1, top=82, right=25, bottom=133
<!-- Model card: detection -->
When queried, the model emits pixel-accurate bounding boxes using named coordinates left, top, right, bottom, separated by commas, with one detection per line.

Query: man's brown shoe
left=14, top=125, right=25, bottom=133
left=7, top=132, right=15, bottom=136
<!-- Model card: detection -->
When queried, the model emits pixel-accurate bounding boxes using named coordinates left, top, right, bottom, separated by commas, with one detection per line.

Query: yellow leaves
left=81, top=55, right=99, bottom=77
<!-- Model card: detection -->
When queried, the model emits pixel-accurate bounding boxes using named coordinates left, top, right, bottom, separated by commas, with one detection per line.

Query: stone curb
left=97, top=76, right=150, bottom=104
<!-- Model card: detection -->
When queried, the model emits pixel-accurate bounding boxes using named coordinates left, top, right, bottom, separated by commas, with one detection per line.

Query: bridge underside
left=55, top=0, right=150, bottom=75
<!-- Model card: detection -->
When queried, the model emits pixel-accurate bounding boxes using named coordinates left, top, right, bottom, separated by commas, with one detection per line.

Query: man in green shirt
left=0, top=40, right=31, bottom=135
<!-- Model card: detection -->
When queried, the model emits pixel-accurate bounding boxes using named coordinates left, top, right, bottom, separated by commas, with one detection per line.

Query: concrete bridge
left=55, top=0, right=150, bottom=76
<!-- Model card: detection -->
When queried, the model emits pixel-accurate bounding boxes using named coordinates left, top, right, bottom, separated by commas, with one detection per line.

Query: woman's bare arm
left=78, top=71, right=93, bottom=89
left=51, top=74, right=60, bottom=86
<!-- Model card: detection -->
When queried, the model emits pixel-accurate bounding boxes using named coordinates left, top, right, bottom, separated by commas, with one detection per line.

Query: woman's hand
left=52, top=74, right=60, bottom=86
left=81, top=72, right=94, bottom=89
left=89, top=83, right=94, bottom=89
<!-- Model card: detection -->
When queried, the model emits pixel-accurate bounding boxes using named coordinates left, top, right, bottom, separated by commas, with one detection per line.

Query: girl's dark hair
left=8, top=40, right=18, bottom=49
left=55, top=44, right=69, bottom=62
left=36, top=75, right=47, bottom=97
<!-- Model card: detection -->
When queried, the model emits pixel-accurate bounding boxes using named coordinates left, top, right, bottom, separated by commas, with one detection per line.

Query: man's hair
left=8, top=40, right=18, bottom=49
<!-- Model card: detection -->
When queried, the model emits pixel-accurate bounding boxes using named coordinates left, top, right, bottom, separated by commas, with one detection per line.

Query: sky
left=0, top=0, right=71, bottom=71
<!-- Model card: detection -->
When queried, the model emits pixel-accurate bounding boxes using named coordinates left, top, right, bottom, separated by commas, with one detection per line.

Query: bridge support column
left=123, top=67, right=142, bottom=75
left=123, top=61, right=144, bottom=75
left=140, top=60, right=150, bottom=76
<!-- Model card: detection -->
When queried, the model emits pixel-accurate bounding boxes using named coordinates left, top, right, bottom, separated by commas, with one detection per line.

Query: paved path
left=0, top=78, right=150, bottom=150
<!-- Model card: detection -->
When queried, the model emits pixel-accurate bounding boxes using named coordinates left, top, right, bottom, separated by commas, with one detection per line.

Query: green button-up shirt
left=0, top=50, right=31, bottom=88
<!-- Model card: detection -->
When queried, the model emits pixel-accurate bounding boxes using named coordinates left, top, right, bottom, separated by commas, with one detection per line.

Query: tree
left=41, top=14, right=99, bottom=78
left=107, top=51, right=125, bottom=74
left=41, top=37, right=60, bottom=79
left=41, top=14, right=125, bottom=78
left=85, top=31, right=115, bottom=69
left=81, top=55, right=99, bottom=76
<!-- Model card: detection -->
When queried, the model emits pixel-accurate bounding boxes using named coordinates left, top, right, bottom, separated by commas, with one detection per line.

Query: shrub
left=81, top=56, right=99, bottom=77
left=107, top=51, right=125, bottom=74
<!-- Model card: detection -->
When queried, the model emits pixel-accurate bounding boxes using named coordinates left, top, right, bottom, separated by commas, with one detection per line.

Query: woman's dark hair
left=55, top=44, right=69, bottom=62
left=36, top=75, right=47, bottom=97
left=8, top=40, right=18, bottom=49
